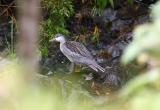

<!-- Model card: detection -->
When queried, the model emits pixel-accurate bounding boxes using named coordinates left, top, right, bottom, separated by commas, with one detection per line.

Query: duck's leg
left=75, top=64, right=81, bottom=72
left=69, top=62, right=75, bottom=73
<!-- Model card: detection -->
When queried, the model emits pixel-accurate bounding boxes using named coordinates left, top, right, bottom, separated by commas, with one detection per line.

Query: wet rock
left=41, top=56, right=70, bottom=74
left=103, top=38, right=130, bottom=59
left=102, top=62, right=122, bottom=87
left=103, top=73, right=121, bottom=87
left=93, top=8, right=117, bottom=31
left=94, top=8, right=117, bottom=24
left=107, top=45, right=121, bottom=58
left=102, top=8, right=117, bottom=22
left=40, top=43, right=71, bottom=75
left=110, top=19, right=133, bottom=31
left=117, top=2, right=148, bottom=19
left=134, top=0, right=156, bottom=5
left=134, top=14, right=149, bottom=25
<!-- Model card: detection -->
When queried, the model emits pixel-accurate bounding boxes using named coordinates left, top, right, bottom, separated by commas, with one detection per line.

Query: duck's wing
left=65, top=41, right=94, bottom=59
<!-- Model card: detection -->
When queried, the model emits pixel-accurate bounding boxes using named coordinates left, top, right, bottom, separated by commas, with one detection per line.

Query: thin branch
left=0, top=0, right=15, bottom=16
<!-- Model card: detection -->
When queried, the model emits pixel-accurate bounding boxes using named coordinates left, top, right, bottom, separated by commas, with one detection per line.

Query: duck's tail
left=89, top=61, right=105, bottom=72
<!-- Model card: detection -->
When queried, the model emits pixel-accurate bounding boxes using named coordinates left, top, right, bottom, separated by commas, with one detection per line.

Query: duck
left=50, top=33, right=105, bottom=73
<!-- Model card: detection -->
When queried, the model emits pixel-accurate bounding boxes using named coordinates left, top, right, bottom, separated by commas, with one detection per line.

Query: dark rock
left=102, top=8, right=117, bottom=22
left=102, top=62, right=123, bottom=87
left=134, top=15, right=149, bottom=25
left=110, top=19, right=133, bottom=31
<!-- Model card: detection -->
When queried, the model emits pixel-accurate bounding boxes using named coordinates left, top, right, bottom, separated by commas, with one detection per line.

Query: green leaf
left=109, top=0, right=114, bottom=8
left=96, top=0, right=108, bottom=9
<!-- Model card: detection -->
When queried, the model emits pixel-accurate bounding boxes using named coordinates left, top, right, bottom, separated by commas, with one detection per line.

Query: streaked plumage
left=50, top=34, right=105, bottom=72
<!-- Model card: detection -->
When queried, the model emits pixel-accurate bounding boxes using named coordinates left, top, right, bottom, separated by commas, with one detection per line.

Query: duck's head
left=50, top=33, right=66, bottom=43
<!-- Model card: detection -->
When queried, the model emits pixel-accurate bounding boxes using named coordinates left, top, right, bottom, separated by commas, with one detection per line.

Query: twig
left=0, top=0, right=15, bottom=16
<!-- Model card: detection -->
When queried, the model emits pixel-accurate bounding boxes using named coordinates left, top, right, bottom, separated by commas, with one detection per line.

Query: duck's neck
left=60, top=40, right=66, bottom=44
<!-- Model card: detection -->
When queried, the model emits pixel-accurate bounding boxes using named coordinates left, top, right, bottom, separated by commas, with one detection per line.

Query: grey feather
left=53, top=34, right=105, bottom=72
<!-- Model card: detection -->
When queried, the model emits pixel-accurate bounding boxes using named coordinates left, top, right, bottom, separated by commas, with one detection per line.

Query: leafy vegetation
left=95, top=0, right=114, bottom=8
left=91, top=0, right=114, bottom=16
left=91, top=25, right=100, bottom=43
left=39, top=0, right=135, bottom=56
left=1, top=1, right=160, bottom=110
left=40, top=0, right=74, bottom=56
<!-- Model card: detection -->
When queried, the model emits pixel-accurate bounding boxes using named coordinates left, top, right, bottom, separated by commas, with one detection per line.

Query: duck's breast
left=60, top=43, right=75, bottom=62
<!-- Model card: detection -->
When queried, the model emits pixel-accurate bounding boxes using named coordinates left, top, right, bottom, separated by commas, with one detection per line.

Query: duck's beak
left=49, top=38, right=55, bottom=42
